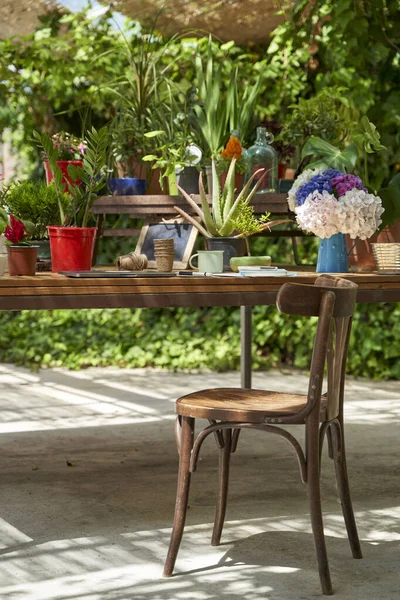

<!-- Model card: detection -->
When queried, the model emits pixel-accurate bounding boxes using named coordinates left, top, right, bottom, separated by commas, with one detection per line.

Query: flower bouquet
left=288, top=168, right=384, bottom=272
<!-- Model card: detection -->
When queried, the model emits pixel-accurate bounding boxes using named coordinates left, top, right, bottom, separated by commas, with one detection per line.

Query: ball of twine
left=116, top=252, right=148, bottom=271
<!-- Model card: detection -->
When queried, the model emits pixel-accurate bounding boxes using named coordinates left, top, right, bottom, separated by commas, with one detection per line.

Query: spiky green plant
left=174, top=157, right=269, bottom=238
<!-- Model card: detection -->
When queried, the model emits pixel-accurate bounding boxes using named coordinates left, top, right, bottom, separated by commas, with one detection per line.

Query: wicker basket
left=372, top=243, right=400, bottom=274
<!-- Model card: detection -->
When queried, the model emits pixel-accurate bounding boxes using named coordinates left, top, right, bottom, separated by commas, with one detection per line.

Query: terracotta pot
left=346, top=236, right=377, bottom=272
left=220, top=171, right=245, bottom=192
left=7, top=245, right=39, bottom=276
left=284, top=168, right=296, bottom=180
left=346, top=221, right=400, bottom=272
left=44, top=160, right=83, bottom=192
left=48, top=226, right=96, bottom=272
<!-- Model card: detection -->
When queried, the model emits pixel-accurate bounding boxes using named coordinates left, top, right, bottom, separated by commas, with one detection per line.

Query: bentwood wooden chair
left=163, top=275, right=362, bottom=595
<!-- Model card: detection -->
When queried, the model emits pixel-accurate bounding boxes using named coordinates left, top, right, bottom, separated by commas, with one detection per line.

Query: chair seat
left=176, top=388, right=328, bottom=423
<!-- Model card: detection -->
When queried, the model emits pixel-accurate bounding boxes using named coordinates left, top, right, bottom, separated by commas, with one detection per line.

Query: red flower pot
left=44, top=161, right=83, bottom=192
left=48, top=226, right=96, bottom=272
left=7, top=246, right=39, bottom=276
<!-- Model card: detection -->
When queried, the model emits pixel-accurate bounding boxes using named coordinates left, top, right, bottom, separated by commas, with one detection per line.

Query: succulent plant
left=174, top=157, right=269, bottom=238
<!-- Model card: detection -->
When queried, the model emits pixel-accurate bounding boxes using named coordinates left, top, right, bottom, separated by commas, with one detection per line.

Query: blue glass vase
left=317, top=233, right=348, bottom=273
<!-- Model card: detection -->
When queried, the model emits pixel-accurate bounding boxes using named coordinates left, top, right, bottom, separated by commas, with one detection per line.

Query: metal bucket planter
left=205, top=237, right=247, bottom=271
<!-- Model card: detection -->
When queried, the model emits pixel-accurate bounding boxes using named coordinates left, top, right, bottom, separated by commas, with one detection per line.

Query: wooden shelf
left=92, top=193, right=289, bottom=216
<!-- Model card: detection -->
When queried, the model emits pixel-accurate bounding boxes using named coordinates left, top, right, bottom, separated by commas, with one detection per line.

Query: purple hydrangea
left=331, top=174, right=367, bottom=198
left=295, top=169, right=342, bottom=206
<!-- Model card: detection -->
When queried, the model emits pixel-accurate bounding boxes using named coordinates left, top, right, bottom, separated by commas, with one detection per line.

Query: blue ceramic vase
left=317, top=233, right=348, bottom=273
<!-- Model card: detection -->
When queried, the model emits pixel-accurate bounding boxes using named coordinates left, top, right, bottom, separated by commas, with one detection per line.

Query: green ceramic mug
left=189, top=250, right=224, bottom=273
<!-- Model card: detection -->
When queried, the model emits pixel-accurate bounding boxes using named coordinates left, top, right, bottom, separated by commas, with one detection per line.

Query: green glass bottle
left=245, top=127, right=278, bottom=193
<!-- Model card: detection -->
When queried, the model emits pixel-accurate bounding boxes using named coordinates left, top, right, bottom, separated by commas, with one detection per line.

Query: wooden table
left=1, top=272, right=400, bottom=387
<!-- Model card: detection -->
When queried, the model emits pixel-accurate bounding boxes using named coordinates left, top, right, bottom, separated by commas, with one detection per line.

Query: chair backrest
left=276, top=275, right=358, bottom=421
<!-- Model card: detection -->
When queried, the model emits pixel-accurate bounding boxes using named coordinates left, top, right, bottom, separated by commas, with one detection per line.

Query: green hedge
left=0, top=238, right=397, bottom=379
left=0, top=302, right=398, bottom=380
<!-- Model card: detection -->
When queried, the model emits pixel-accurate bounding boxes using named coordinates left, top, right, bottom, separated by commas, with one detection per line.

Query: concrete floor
left=0, top=364, right=399, bottom=600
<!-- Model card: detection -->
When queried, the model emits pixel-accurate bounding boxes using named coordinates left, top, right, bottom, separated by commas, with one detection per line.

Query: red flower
left=4, top=215, right=27, bottom=245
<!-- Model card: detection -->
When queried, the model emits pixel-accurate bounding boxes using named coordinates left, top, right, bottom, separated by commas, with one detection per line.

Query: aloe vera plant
left=174, top=157, right=270, bottom=238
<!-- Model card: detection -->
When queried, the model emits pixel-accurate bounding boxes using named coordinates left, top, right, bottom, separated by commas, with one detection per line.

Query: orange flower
left=221, top=136, right=242, bottom=160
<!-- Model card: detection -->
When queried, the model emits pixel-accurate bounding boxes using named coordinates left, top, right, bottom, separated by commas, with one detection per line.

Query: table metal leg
left=240, top=305, right=252, bottom=389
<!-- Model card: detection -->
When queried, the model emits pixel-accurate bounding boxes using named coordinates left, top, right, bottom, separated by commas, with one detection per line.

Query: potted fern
left=174, top=157, right=286, bottom=270
left=34, top=126, right=109, bottom=272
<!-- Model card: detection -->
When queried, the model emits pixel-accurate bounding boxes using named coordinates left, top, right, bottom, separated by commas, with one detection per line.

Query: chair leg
left=307, top=424, right=333, bottom=596
left=330, top=421, right=362, bottom=559
left=211, top=428, right=232, bottom=546
left=163, top=416, right=195, bottom=577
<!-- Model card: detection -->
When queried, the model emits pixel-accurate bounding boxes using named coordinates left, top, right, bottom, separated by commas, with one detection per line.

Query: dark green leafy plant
left=280, top=89, right=350, bottom=153
left=0, top=180, right=70, bottom=239
left=0, top=300, right=399, bottom=381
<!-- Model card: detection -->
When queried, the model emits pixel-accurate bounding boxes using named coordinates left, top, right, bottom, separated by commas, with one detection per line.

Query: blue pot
left=317, top=233, right=348, bottom=273
left=108, top=178, right=146, bottom=196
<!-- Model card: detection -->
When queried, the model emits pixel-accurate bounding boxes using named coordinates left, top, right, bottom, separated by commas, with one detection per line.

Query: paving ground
left=0, top=363, right=399, bottom=600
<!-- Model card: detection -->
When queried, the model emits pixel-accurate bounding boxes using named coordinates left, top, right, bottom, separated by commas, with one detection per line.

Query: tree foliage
left=1, top=1, right=399, bottom=183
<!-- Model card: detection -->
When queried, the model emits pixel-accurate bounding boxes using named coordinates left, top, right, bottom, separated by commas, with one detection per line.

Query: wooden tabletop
left=1, top=271, right=400, bottom=311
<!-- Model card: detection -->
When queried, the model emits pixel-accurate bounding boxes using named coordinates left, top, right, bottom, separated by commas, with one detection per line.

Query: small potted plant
left=174, top=157, right=286, bottom=270
left=4, top=214, right=39, bottom=276
left=34, top=126, right=109, bottom=272
left=142, top=86, right=199, bottom=196
left=43, top=132, right=85, bottom=191
left=109, top=111, right=147, bottom=196
left=1, top=180, right=70, bottom=265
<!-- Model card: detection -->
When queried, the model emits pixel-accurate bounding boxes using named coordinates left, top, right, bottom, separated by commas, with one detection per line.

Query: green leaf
left=211, top=157, right=222, bottom=229
left=198, top=173, right=218, bottom=236
left=222, top=157, right=237, bottom=221
left=379, top=178, right=400, bottom=229
left=302, top=137, right=358, bottom=171
left=144, top=130, right=166, bottom=138
left=352, top=116, right=386, bottom=154
left=142, top=155, right=159, bottom=161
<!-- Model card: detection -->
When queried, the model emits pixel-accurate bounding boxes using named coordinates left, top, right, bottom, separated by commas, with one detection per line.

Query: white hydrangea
left=338, top=188, right=384, bottom=239
left=287, top=167, right=325, bottom=211
left=295, top=189, right=384, bottom=239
